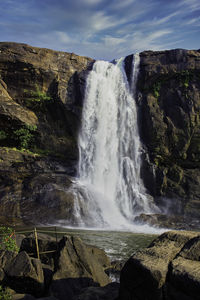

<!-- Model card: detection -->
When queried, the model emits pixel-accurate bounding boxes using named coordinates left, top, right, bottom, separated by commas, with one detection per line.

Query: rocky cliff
left=0, top=42, right=93, bottom=225
left=0, top=42, right=200, bottom=226
left=131, top=49, right=200, bottom=220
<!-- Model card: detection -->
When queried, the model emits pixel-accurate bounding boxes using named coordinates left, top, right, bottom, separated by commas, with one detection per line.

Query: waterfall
left=69, top=54, right=155, bottom=229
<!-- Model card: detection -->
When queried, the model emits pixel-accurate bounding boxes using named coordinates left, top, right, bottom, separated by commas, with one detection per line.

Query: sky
left=0, top=0, right=199, bottom=60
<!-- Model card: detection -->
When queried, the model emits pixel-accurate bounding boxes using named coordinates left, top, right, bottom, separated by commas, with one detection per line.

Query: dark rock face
left=0, top=42, right=93, bottom=158
left=0, top=42, right=93, bottom=226
left=4, top=251, right=44, bottom=296
left=74, top=282, right=120, bottom=300
left=0, top=250, right=17, bottom=281
left=135, top=49, right=200, bottom=218
left=119, top=230, right=200, bottom=300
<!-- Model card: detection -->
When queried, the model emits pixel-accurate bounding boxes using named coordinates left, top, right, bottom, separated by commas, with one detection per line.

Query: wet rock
left=134, top=213, right=200, bottom=230
left=105, top=261, right=124, bottom=283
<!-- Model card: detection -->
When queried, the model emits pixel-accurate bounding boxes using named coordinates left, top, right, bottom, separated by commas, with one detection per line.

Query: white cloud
left=56, top=31, right=72, bottom=44
left=102, top=35, right=126, bottom=47
left=151, top=11, right=180, bottom=26
left=129, top=29, right=173, bottom=52
left=178, top=0, right=200, bottom=11
left=90, top=11, right=126, bottom=32
left=186, top=17, right=200, bottom=25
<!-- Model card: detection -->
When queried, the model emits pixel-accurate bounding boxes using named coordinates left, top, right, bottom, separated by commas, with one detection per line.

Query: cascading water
left=69, top=54, right=156, bottom=229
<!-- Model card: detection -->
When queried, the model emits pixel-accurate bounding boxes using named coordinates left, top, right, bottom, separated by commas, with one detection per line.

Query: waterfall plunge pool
left=45, top=226, right=165, bottom=261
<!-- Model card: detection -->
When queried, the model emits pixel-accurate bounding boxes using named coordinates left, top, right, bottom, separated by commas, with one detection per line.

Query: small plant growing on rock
left=0, top=227, right=19, bottom=252
left=0, top=130, right=7, bottom=141
left=0, top=285, right=11, bottom=300
left=13, top=124, right=37, bottom=149
left=153, top=82, right=161, bottom=98
left=24, top=86, right=52, bottom=110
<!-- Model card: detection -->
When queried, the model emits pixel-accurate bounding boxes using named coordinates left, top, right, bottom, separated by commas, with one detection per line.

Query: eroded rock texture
left=119, top=230, right=200, bottom=300
left=1, top=43, right=200, bottom=225
left=0, top=42, right=93, bottom=225
left=134, top=49, right=200, bottom=218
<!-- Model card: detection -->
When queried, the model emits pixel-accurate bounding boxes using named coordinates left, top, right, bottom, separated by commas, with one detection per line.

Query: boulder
left=5, top=251, right=44, bottom=297
left=167, top=236, right=200, bottom=299
left=51, top=235, right=111, bottom=300
left=134, top=213, right=200, bottom=230
left=20, top=233, right=58, bottom=267
left=0, top=250, right=17, bottom=282
left=73, top=282, right=119, bottom=300
left=12, top=294, right=36, bottom=300
left=12, top=295, right=58, bottom=300
left=119, top=230, right=200, bottom=300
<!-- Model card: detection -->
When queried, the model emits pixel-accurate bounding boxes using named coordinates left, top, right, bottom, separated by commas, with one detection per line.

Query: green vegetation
left=141, top=69, right=199, bottom=98
left=24, top=86, right=52, bottom=110
left=174, top=70, right=191, bottom=89
left=0, top=285, right=11, bottom=300
left=0, top=130, right=7, bottom=140
left=13, top=124, right=37, bottom=149
left=0, top=226, right=18, bottom=252
left=153, top=82, right=161, bottom=98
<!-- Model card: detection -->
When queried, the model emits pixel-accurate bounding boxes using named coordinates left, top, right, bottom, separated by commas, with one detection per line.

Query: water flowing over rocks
left=76, top=55, right=156, bottom=229
left=0, top=42, right=200, bottom=227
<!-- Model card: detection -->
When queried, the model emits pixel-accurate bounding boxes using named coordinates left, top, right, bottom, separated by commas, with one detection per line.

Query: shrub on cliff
left=0, top=227, right=19, bottom=252
left=24, top=86, right=52, bottom=111
left=13, top=124, right=37, bottom=149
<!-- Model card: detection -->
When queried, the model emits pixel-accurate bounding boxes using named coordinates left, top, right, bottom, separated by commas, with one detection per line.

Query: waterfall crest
left=70, top=54, right=155, bottom=229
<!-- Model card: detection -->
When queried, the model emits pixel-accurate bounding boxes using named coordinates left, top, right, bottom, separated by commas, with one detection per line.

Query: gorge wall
left=0, top=42, right=200, bottom=226
left=137, top=50, right=200, bottom=219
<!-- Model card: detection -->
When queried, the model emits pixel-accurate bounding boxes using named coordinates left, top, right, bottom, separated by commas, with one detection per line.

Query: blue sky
left=0, top=0, right=199, bottom=60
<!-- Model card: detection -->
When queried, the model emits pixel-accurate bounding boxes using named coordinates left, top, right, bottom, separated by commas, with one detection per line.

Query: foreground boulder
left=119, top=230, right=200, bottom=300
left=0, top=250, right=17, bottom=282
left=5, top=251, right=44, bottom=297
left=74, top=282, right=119, bottom=300
left=167, top=235, right=200, bottom=299
left=51, top=235, right=111, bottom=300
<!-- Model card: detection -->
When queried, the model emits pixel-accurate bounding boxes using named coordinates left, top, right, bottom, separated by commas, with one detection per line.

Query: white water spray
left=70, top=54, right=156, bottom=229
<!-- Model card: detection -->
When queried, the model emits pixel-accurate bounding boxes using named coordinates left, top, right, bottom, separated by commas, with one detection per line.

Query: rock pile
left=0, top=234, right=119, bottom=300
left=119, top=230, right=200, bottom=300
